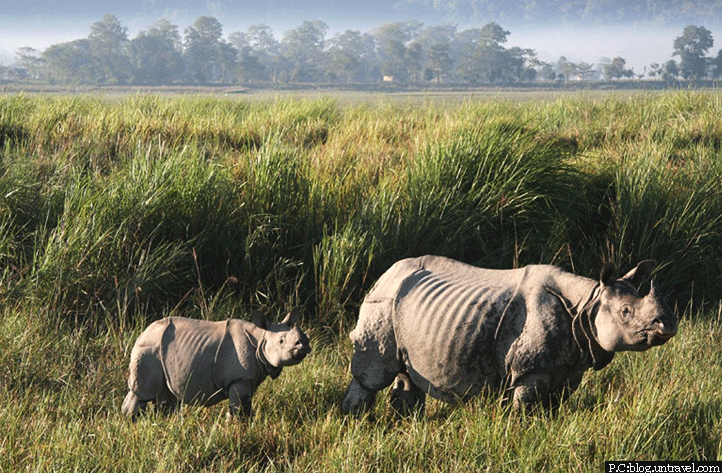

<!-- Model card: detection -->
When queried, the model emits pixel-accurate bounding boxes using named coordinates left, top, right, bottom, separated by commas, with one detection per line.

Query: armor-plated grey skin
left=342, top=256, right=677, bottom=415
left=122, top=309, right=311, bottom=419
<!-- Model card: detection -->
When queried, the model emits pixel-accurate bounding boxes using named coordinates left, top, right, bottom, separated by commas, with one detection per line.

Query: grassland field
left=0, top=88, right=721, bottom=471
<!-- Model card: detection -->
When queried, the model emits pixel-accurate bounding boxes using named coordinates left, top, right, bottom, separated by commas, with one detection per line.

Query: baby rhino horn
left=280, top=308, right=301, bottom=327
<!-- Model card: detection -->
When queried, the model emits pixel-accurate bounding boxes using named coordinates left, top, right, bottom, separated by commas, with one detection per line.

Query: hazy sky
left=0, top=0, right=719, bottom=74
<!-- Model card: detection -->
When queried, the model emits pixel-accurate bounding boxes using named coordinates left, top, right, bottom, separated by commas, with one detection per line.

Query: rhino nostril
left=652, top=317, right=678, bottom=335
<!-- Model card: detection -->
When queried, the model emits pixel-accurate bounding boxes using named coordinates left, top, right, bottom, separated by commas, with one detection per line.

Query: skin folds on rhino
left=342, top=255, right=677, bottom=415
left=122, top=309, right=311, bottom=419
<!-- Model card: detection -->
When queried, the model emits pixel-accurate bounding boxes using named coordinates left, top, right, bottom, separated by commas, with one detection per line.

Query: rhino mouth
left=291, top=346, right=312, bottom=361
left=644, top=329, right=676, bottom=347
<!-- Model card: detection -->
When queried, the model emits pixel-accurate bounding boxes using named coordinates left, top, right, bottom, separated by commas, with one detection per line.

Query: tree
left=479, top=22, right=509, bottom=46
left=218, top=41, right=239, bottom=83
left=575, top=62, right=597, bottom=81
left=661, top=60, right=679, bottom=82
left=409, top=24, right=457, bottom=82
left=648, top=62, right=662, bottom=79
left=673, top=25, right=714, bottom=79
left=130, top=20, right=183, bottom=84
left=236, top=46, right=265, bottom=82
left=372, top=21, right=421, bottom=82
left=43, top=39, right=98, bottom=84
left=555, top=56, right=577, bottom=84
left=712, top=50, right=722, bottom=78
left=281, top=20, right=328, bottom=82
left=246, top=24, right=281, bottom=82
left=505, top=47, right=537, bottom=82
left=148, top=19, right=183, bottom=51
left=406, top=41, right=424, bottom=82
left=455, top=23, right=514, bottom=84
left=602, top=57, right=634, bottom=80
left=184, top=16, right=226, bottom=83
left=228, top=31, right=249, bottom=51
left=539, top=63, right=556, bottom=81
left=426, top=42, right=453, bottom=82
left=326, top=30, right=366, bottom=82
left=15, top=47, right=44, bottom=79
left=88, top=14, right=131, bottom=84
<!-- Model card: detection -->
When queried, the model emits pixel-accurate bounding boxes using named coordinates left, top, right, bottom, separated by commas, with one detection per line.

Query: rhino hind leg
left=124, top=344, right=175, bottom=417
left=344, top=299, right=400, bottom=416
left=389, top=372, right=425, bottom=416
left=155, top=382, right=179, bottom=414
left=122, top=382, right=177, bottom=419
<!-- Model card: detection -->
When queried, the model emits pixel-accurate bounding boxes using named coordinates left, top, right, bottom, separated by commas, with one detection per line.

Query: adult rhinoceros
left=342, top=256, right=677, bottom=415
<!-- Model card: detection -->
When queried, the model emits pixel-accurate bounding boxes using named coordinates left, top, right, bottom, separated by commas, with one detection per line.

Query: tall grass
left=1, top=90, right=722, bottom=470
left=0, top=302, right=719, bottom=471
left=2, top=91, right=722, bottom=321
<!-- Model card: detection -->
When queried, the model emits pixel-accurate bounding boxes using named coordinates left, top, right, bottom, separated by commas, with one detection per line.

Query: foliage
left=33, top=16, right=547, bottom=86
left=1, top=91, right=721, bottom=322
left=281, top=20, right=329, bottom=82
left=602, top=57, right=634, bottom=81
left=673, top=25, right=715, bottom=79
left=28, top=13, right=722, bottom=86
left=130, top=21, right=184, bottom=85
left=1, top=89, right=722, bottom=471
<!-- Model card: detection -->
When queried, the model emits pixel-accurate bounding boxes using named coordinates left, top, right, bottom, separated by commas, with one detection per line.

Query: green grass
left=1, top=90, right=721, bottom=470
left=0, top=304, right=719, bottom=471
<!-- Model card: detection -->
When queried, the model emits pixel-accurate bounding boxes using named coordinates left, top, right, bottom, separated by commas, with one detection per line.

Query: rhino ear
left=600, top=262, right=616, bottom=286
left=251, top=310, right=268, bottom=330
left=280, top=307, right=301, bottom=327
left=621, top=260, right=657, bottom=287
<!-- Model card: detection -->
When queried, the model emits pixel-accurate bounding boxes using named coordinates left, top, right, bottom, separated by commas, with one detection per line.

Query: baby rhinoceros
left=122, top=309, right=311, bottom=419
left=342, top=256, right=678, bottom=415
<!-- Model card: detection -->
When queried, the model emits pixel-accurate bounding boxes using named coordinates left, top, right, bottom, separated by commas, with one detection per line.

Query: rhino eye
left=619, top=305, right=633, bottom=322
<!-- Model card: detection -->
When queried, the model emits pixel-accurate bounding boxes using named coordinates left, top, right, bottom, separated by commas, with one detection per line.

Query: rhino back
left=160, top=318, right=230, bottom=404
left=393, top=256, right=527, bottom=400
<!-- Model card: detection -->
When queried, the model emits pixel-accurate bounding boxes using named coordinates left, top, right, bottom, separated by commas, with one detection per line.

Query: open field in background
left=4, top=81, right=719, bottom=105
left=1, top=90, right=721, bottom=470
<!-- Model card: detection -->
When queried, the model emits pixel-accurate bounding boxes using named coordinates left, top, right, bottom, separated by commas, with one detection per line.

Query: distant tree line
left=8, top=15, right=722, bottom=86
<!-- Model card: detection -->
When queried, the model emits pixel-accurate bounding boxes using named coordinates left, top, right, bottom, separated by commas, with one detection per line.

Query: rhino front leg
left=389, top=372, right=425, bottom=416
left=342, top=379, right=378, bottom=416
left=546, top=372, right=584, bottom=410
left=122, top=391, right=147, bottom=418
left=512, top=373, right=551, bottom=411
left=228, top=381, right=255, bottom=418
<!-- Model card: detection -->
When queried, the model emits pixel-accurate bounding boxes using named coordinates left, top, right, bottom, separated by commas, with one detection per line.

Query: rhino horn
left=280, top=307, right=301, bottom=327
left=649, top=278, right=658, bottom=297
left=621, top=260, right=657, bottom=288
left=251, top=310, right=268, bottom=329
